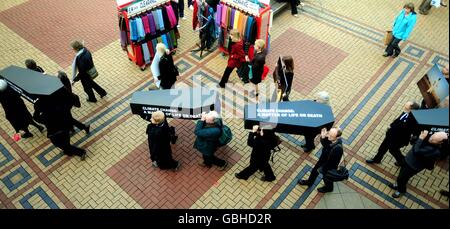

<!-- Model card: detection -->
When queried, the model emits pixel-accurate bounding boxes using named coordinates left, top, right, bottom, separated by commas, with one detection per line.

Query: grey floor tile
left=323, top=193, right=346, bottom=209
left=337, top=183, right=357, bottom=193
left=361, top=196, right=383, bottom=209
left=314, top=198, right=328, bottom=209
left=341, top=193, right=365, bottom=209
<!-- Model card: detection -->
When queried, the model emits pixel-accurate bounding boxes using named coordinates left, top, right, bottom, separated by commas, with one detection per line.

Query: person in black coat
left=0, top=79, right=44, bottom=138
left=301, top=91, right=331, bottom=152
left=389, top=131, right=447, bottom=198
left=57, top=71, right=90, bottom=135
left=298, top=127, right=344, bottom=193
left=25, top=59, right=45, bottom=73
left=34, top=94, right=87, bottom=160
left=248, top=39, right=267, bottom=97
left=366, top=101, right=420, bottom=166
left=70, top=40, right=107, bottom=103
left=235, top=125, right=278, bottom=182
left=280, top=55, right=294, bottom=101
left=158, top=51, right=179, bottom=90
left=146, top=111, right=180, bottom=170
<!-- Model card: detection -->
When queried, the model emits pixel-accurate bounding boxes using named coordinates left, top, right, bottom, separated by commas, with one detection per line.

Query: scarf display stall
left=116, top=0, right=181, bottom=70
left=216, top=0, right=272, bottom=55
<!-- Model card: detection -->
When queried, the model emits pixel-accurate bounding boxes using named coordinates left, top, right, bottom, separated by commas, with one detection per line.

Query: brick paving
left=0, top=0, right=448, bottom=209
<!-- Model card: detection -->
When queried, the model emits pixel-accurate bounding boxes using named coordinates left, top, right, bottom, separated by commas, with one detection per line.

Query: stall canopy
left=411, top=108, right=449, bottom=134
left=130, top=87, right=221, bottom=120
left=0, top=65, right=64, bottom=103
left=244, top=100, right=335, bottom=135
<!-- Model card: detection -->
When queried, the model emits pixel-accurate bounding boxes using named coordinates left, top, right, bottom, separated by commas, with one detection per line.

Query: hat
left=0, top=79, right=7, bottom=92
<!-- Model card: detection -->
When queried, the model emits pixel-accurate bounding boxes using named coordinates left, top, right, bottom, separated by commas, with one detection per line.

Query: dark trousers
left=303, top=132, right=316, bottom=150
left=80, top=77, right=107, bottom=102
left=385, top=37, right=402, bottom=56
left=187, top=0, right=192, bottom=7
left=50, top=131, right=85, bottom=157
left=278, top=0, right=298, bottom=14
left=219, top=67, right=235, bottom=87
left=203, top=154, right=226, bottom=167
left=397, top=164, right=420, bottom=193
left=237, top=162, right=275, bottom=180
left=71, top=117, right=87, bottom=131
left=373, top=136, right=405, bottom=164
left=305, top=160, right=324, bottom=186
left=178, top=0, right=185, bottom=17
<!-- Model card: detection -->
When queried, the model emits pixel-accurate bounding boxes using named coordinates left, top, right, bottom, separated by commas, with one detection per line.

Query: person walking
left=25, top=59, right=45, bottom=73
left=159, top=48, right=179, bottom=90
left=389, top=131, right=447, bottom=198
left=384, top=3, right=417, bottom=58
left=150, top=43, right=167, bottom=89
left=57, top=71, right=90, bottom=135
left=280, top=56, right=294, bottom=101
left=301, top=91, right=331, bottom=152
left=218, top=29, right=246, bottom=88
left=366, top=101, right=420, bottom=166
left=298, top=127, right=344, bottom=193
left=0, top=79, right=44, bottom=138
left=194, top=111, right=228, bottom=170
left=235, top=125, right=278, bottom=182
left=70, top=40, right=107, bottom=103
left=146, top=111, right=180, bottom=171
left=247, top=39, right=267, bottom=97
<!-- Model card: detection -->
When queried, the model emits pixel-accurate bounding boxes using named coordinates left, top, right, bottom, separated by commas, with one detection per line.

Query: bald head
left=442, top=64, right=449, bottom=77
left=429, top=132, right=448, bottom=145
left=0, top=79, right=7, bottom=92
left=328, top=127, right=342, bottom=141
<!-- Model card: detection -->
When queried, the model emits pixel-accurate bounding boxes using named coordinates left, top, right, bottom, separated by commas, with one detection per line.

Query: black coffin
left=0, top=65, right=64, bottom=103
left=130, top=87, right=221, bottom=120
left=411, top=108, right=449, bottom=134
left=244, top=100, right=335, bottom=135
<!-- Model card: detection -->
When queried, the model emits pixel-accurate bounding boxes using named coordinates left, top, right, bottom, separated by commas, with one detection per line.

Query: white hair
left=316, top=91, right=330, bottom=105
left=208, top=110, right=220, bottom=119
left=0, top=79, right=7, bottom=92
left=156, top=43, right=167, bottom=56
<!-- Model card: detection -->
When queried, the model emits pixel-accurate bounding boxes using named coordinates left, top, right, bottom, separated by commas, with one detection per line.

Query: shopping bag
left=87, top=66, right=99, bottom=79
left=262, top=65, right=269, bottom=80
left=384, top=31, right=393, bottom=46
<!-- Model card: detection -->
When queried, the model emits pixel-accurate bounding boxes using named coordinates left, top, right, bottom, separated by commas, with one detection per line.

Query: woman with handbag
left=248, top=39, right=267, bottom=97
left=218, top=29, right=246, bottom=88
left=298, top=127, right=344, bottom=193
left=281, top=56, right=294, bottom=101
left=57, top=71, right=90, bottom=135
left=384, top=3, right=417, bottom=58
left=70, top=40, right=107, bottom=103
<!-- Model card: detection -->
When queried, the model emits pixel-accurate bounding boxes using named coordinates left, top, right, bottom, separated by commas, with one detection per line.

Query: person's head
left=315, top=91, right=330, bottom=105
left=25, top=59, right=37, bottom=70
left=442, top=64, right=449, bottom=77
left=204, top=112, right=217, bottom=124
left=404, top=101, right=420, bottom=113
left=282, top=56, right=294, bottom=73
left=260, top=128, right=275, bottom=138
left=57, top=71, right=68, bottom=80
left=428, top=132, right=448, bottom=145
left=254, top=39, right=266, bottom=53
left=151, top=111, right=165, bottom=125
left=230, top=29, right=241, bottom=42
left=0, top=79, right=7, bottom=92
left=70, top=40, right=84, bottom=52
left=156, top=43, right=167, bottom=56
left=403, top=2, right=415, bottom=14
left=327, top=127, right=343, bottom=142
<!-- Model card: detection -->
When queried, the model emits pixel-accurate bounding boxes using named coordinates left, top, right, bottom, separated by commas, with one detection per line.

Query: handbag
left=384, top=31, right=393, bottom=46
left=248, top=64, right=253, bottom=80
left=262, top=65, right=269, bottom=80
left=87, top=66, right=99, bottom=79
left=323, top=152, right=349, bottom=182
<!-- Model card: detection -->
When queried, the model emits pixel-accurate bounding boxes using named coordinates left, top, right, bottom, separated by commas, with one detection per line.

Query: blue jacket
left=193, top=120, right=222, bottom=156
left=392, top=9, right=417, bottom=41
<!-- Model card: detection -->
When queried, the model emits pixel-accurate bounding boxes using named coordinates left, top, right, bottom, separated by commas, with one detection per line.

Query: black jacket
left=75, top=49, right=95, bottom=80
left=0, top=87, right=34, bottom=132
left=386, top=112, right=418, bottom=148
left=250, top=50, right=266, bottom=85
left=247, top=132, right=278, bottom=168
left=146, top=121, right=175, bottom=169
left=405, top=139, right=442, bottom=171
left=158, top=53, right=178, bottom=89
left=319, top=138, right=344, bottom=173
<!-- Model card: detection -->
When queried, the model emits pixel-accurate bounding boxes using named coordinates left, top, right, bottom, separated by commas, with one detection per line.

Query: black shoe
left=440, top=190, right=449, bottom=197
left=317, top=187, right=333, bottom=193
left=86, top=99, right=97, bottom=103
left=37, top=126, right=45, bottom=133
left=218, top=161, right=228, bottom=171
left=218, top=84, right=225, bottom=88
left=366, top=159, right=381, bottom=164
left=382, top=52, right=389, bottom=57
left=392, top=191, right=402, bottom=198
left=297, top=179, right=312, bottom=187
left=21, top=132, right=33, bottom=138
left=235, top=173, right=248, bottom=180
left=301, top=146, right=315, bottom=153
left=100, top=93, right=107, bottom=98
left=85, top=124, right=90, bottom=135
left=173, top=161, right=181, bottom=171
left=260, top=176, right=275, bottom=182
left=80, top=152, right=87, bottom=161
left=394, top=161, right=403, bottom=167
left=388, top=182, right=398, bottom=190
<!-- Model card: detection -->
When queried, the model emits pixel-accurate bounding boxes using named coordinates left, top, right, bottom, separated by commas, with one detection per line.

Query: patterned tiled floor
left=0, top=0, right=448, bottom=209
